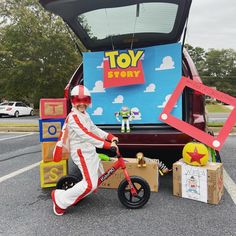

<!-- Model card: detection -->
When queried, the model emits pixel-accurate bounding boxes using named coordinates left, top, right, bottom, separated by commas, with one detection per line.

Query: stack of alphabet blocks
left=39, top=98, right=69, bottom=188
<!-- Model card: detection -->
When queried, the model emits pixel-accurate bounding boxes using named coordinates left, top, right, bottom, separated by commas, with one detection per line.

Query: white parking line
left=224, top=168, right=236, bottom=205
left=0, top=132, right=34, bottom=141
left=0, top=161, right=40, bottom=183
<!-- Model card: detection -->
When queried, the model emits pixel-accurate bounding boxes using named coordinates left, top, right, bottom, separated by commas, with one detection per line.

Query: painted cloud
left=158, top=94, right=177, bottom=108
left=90, top=80, right=106, bottom=93
left=112, top=95, right=124, bottom=104
left=155, top=56, right=175, bottom=71
left=92, top=107, right=103, bottom=116
left=144, top=83, right=156, bottom=93
left=96, top=62, right=104, bottom=69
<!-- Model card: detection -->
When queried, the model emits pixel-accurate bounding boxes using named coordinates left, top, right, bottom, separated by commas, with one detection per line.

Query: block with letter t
left=40, top=98, right=67, bottom=119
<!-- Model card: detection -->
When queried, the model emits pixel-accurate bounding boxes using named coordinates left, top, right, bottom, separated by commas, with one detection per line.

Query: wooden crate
left=100, top=158, right=158, bottom=192
left=39, top=118, right=64, bottom=142
left=40, top=160, right=67, bottom=188
left=40, top=98, right=67, bottom=119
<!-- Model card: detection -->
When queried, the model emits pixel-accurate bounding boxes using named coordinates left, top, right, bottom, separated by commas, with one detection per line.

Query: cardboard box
left=100, top=158, right=158, bottom=192
left=173, top=159, right=224, bottom=204
left=40, top=98, right=67, bottom=119
left=39, top=118, right=65, bottom=142
left=42, top=142, right=69, bottom=162
left=40, top=160, right=67, bottom=188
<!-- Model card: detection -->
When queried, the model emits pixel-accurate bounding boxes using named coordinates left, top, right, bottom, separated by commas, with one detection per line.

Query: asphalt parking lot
left=0, top=132, right=236, bottom=236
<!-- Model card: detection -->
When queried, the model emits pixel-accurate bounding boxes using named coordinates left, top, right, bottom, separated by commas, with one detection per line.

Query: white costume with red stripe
left=53, top=107, right=113, bottom=209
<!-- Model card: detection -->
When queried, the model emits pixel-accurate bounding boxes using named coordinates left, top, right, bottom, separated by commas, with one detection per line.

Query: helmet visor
left=71, top=96, right=91, bottom=106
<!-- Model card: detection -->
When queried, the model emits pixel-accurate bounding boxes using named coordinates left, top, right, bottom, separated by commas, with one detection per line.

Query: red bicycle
left=56, top=145, right=151, bottom=209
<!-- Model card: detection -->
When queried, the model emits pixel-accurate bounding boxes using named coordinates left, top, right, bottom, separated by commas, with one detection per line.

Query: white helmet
left=70, top=85, right=91, bottom=106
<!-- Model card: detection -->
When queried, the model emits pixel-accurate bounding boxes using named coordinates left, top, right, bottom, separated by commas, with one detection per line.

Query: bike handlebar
left=110, top=140, right=120, bottom=155
left=110, top=146, right=117, bottom=153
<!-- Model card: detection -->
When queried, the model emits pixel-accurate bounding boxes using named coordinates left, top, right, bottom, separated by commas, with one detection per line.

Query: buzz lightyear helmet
left=121, top=106, right=129, bottom=112
left=70, top=85, right=91, bottom=106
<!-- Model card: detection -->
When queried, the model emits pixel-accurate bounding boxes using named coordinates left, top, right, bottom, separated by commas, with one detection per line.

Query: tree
left=185, top=44, right=236, bottom=97
left=0, top=0, right=83, bottom=107
left=204, top=49, right=236, bottom=79
left=185, top=44, right=206, bottom=75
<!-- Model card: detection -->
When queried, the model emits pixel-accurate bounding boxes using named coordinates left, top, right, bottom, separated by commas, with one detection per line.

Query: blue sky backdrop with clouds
left=83, top=43, right=182, bottom=125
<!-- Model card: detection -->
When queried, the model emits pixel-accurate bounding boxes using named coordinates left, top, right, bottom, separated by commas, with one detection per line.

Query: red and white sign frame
left=160, top=76, right=236, bottom=151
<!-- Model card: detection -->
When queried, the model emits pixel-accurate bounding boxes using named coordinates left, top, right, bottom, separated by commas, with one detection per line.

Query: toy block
left=42, top=142, right=69, bottom=162
left=40, top=160, right=67, bottom=188
left=40, top=98, right=67, bottom=119
left=39, top=119, right=64, bottom=142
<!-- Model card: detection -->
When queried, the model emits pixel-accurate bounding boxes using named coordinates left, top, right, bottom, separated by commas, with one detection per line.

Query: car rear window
left=0, top=102, right=14, bottom=106
left=78, top=2, right=178, bottom=40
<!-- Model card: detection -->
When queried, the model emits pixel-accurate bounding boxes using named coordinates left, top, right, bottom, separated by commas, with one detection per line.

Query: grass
left=0, top=123, right=38, bottom=127
left=206, top=104, right=231, bottom=113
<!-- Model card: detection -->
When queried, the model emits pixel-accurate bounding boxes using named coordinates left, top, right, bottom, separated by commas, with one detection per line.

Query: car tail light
left=64, top=84, right=70, bottom=99
left=6, top=107, right=12, bottom=111
left=193, top=90, right=203, bottom=95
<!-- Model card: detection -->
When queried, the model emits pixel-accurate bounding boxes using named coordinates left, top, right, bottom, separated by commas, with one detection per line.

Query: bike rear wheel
left=56, top=175, right=80, bottom=190
left=118, top=176, right=150, bottom=209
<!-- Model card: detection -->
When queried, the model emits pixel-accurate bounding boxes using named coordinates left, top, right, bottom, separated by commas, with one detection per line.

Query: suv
left=39, top=0, right=206, bottom=161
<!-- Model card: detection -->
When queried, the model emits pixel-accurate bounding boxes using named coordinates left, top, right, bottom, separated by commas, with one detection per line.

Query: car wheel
left=14, top=111, right=19, bottom=118
left=30, top=110, right=34, bottom=116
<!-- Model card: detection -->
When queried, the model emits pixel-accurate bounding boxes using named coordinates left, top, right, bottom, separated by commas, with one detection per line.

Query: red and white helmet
left=70, top=85, right=91, bottom=106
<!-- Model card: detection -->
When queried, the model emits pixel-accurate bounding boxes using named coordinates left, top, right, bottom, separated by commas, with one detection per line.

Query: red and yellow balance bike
left=56, top=143, right=151, bottom=209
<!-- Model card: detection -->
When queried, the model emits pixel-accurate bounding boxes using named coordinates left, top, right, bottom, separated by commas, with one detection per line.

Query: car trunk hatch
left=39, top=0, right=192, bottom=51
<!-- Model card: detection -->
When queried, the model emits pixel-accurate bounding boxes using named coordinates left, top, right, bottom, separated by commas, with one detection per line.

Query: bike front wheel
left=118, top=176, right=150, bottom=209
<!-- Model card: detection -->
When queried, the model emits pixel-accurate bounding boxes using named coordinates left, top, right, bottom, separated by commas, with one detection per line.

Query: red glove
left=53, top=145, right=62, bottom=162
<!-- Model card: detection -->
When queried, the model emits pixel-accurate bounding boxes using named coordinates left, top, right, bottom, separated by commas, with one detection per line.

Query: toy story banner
left=83, top=43, right=182, bottom=125
left=103, top=50, right=145, bottom=88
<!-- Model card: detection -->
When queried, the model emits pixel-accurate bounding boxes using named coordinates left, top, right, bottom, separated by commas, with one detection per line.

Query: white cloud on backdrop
left=90, top=80, right=105, bottom=93
left=112, top=95, right=124, bottom=104
left=144, top=83, right=156, bottom=93
left=92, top=107, right=103, bottom=116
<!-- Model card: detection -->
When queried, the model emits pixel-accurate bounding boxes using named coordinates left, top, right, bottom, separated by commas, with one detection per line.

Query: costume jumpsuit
left=53, top=107, right=114, bottom=210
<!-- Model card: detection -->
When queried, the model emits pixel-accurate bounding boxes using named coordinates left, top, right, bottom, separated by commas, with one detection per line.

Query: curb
left=0, top=126, right=39, bottom=132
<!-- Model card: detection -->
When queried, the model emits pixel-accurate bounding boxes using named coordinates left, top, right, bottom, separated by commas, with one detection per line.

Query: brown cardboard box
left=173, top=159, right=223, bottom=204
left=100, top=157, right=158, bottom=192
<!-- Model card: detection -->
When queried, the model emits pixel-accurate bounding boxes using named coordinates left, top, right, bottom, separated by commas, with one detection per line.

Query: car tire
left=14, top=111, right=19, bottom=118
left=30, top=110, right=34, bottom=116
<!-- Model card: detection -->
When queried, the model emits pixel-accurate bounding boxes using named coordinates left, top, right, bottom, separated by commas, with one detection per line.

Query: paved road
left=0, top=116, right=39, bottom=125
left=0, top=133, right=236, bottom=236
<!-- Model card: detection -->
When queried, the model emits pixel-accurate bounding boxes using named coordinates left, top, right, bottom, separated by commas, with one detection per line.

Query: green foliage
left=0, top=0, right=82, bottom=107
left=185, top=44, right=236, bottom=98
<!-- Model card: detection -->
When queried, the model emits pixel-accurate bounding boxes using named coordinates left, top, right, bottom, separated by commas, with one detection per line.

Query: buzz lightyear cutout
left=115, top=106, right=135, bottom=133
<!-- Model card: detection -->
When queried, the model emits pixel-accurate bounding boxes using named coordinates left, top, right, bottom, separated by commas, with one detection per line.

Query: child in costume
left=51, top=85, right=118, bottom=216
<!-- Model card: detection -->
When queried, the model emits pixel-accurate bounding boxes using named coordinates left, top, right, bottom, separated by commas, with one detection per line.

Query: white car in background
left=0, top=101, right=34, bottom=117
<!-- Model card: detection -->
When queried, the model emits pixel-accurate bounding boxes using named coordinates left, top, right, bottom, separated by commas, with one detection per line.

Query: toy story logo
left=103, top=50, right=145, bottom=88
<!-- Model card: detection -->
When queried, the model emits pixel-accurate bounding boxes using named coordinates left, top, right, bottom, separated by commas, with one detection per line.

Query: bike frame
left=97, top=154, right=138, bottom=196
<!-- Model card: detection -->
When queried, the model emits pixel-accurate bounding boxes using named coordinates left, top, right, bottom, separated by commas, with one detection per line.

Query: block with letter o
left=39, top=119, right=65, bottom=142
